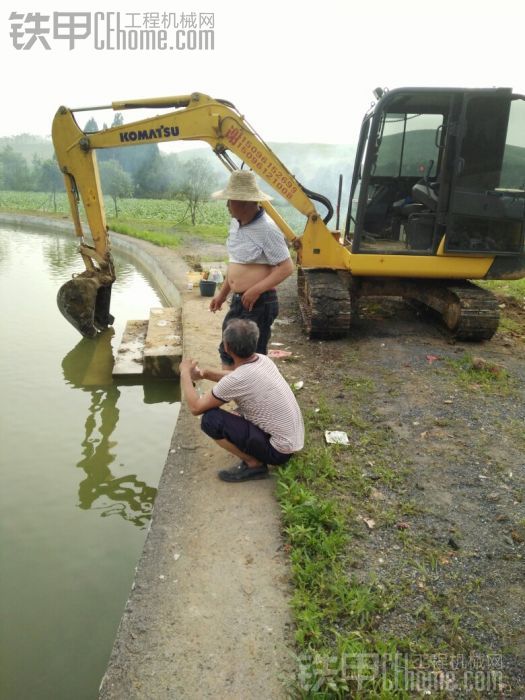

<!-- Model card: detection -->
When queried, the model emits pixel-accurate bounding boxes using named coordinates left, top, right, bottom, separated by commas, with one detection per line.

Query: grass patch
left=107, top=216, right=228, bottom=250
left=275, top=372, right=506, bottom=696
left=444, top=353, right=512, bottom=394
left=276, top=423, right=423, bottom=696
left=479, top=278, right=525, bottom=301
left=276, top=452, right=405, bottom=696
left=499, top=316, right=523, bottom=334
left=109, top=221, right=183, bottom=248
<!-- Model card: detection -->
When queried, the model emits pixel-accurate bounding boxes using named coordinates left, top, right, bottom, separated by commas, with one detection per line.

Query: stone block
left=112, top=320, right=148, bottom=377
left=143, top=307, right=182, bottom=378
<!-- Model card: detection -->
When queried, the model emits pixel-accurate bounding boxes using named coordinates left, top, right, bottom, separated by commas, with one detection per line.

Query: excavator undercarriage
left=297, top=270, right=501, bottom=341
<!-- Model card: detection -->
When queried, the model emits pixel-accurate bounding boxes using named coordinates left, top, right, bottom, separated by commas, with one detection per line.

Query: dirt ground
left=261, top=269, right=525, bottom=696
left=175, top=220, right=525, bottom=695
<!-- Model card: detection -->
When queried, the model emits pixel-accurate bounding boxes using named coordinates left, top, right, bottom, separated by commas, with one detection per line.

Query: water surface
left=0, top=227, right=180, bottom=700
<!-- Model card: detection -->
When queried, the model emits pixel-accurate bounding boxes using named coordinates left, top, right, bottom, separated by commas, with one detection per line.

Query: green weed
left=479, top=278, right=525, bottom=301
left=445, top=353, right=511, bottom=394
left=499, top=316, right=523, bottom=334
left=342, top=376, right=376, bottom=396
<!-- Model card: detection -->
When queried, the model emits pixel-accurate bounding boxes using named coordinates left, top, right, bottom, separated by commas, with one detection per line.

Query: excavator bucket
left=57, top=275, right=114, bottom=338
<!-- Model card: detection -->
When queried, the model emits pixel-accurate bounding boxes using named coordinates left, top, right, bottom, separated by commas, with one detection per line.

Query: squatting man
left=179, top=319, right=304, bottom=482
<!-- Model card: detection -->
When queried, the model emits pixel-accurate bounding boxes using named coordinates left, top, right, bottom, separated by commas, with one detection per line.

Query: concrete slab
left=143, top=307, right=182, bottom=378
left=112, top=309, right=182, bottom=380
left=112, top=320, right=148, bottom=377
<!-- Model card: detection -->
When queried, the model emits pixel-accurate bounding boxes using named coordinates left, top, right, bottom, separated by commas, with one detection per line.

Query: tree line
left=0, top=113, right=221, bottom=221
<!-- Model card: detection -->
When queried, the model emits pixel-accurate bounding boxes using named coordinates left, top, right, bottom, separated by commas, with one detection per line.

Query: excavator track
left=297, top=269, right=352, bottom=339
left=440, top=282, right=500, bottom=341
left=403, top=280, right=500, bottom=341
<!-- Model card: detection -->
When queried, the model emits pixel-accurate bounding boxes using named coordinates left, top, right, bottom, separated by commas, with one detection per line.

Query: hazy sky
left=2, top=0, right=525, bottom=145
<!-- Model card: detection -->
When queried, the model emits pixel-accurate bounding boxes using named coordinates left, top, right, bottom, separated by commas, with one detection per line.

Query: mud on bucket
left=199, top=280, right=217, bottom=297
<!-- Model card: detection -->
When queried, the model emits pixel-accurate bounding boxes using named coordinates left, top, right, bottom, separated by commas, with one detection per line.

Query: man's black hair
left=223, top=318, right=259, bottom=358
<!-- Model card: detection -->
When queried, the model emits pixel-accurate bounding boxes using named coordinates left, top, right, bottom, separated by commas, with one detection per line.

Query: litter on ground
left=325, top=430, right=350, bottom=445
left=268, top=349, right=293, bottom=358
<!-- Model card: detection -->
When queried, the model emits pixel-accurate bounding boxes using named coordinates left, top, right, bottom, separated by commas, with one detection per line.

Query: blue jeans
left=219, top=290, right=279, bottom=365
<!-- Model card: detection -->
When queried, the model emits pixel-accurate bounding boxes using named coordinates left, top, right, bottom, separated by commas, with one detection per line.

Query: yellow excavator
left=52, top=88, right=525, bottom=340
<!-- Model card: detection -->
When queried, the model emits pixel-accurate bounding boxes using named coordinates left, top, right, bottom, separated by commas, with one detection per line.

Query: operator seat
left=411, top=180, right=439, bottom=211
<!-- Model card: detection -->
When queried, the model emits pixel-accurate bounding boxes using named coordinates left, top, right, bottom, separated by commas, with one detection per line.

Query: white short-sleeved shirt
left=227, top=210, right=291, bottom=265
left=212, top=354, right=304, bottom=454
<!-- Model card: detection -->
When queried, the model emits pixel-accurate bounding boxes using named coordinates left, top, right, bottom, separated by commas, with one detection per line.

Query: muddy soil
left=269, top=274, right=525, bottom=696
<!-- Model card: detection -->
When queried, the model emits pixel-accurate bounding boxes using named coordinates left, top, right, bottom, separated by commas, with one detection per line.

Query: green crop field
left=0, top=191, right=230, bottom=225
left=0, top=190, right=308, bottom=234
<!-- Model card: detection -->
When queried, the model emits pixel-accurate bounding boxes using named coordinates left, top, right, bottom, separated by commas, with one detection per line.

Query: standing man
left=179, top=319, right=304, bottom=483
left=209, top=170, right=294, bottom=366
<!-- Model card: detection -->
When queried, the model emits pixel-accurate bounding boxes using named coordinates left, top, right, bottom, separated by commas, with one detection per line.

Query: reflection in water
left=76, top=387, right=156, bottom=529
left=42, top=234, right=80, bottom=277
left=62, top=329, right=160, bottom=528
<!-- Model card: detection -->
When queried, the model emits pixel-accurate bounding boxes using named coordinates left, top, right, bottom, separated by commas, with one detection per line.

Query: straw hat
left=211, top=170, right=273, bottom=202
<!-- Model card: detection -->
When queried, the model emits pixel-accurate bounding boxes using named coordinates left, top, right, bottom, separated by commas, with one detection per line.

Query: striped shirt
left=227, top=210, right=291, bottom=265
left=212, top=354, right=304, bottom=454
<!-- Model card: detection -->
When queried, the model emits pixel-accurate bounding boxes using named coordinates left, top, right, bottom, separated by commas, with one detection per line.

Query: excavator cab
left=347, top=88, right=525, bottom=260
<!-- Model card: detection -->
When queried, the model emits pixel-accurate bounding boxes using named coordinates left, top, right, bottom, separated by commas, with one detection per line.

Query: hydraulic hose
left=301, top=186, right=334, bottom=224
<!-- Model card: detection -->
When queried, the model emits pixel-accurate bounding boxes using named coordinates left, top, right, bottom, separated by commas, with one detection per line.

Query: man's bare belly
left=227, top=262, right=274, bottom=293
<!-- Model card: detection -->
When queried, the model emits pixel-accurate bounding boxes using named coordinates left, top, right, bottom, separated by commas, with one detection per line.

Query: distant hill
left=3, top=134, right=356, bottom=189
left=174, top=141, right=357, bottom=209
left=501, top=144, right=525, bottom=189
left=375, top=130, right=525, bottom=188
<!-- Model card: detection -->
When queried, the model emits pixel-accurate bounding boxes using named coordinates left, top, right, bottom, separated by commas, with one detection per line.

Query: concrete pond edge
left=1, top=213, right=294, bottom=699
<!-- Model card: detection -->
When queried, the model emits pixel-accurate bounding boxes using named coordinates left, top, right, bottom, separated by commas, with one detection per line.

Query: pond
left=0, top=226, right=180, bottom=700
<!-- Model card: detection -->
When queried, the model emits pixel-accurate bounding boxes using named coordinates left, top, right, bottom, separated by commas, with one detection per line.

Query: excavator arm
left=52, top=92, right=351, bottom=336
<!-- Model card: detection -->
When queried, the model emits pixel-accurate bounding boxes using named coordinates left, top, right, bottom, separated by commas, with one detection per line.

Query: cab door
left=445, top=90, right=525, bottom=255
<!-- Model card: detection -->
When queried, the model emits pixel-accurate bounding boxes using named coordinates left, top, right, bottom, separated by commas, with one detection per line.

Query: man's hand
left=190, top=363, right=204, bottom=381
left=178, top=358, right=224, bottom=416
left=179, top=358, right=202, bottom=381
left=241, top=287, right=261, bottom=311
left=209, top=295, right=224, bottom=313
left=210, top=279, right=231, bottom=312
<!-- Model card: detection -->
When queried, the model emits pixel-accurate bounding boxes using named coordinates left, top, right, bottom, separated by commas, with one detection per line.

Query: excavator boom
left=52, top=92, right=341, bottom=336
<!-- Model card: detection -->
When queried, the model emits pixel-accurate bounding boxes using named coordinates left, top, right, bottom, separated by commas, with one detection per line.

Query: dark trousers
left=219, top=290, right=278, bottom=365
left=201, top=408, right=292, bottom=466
